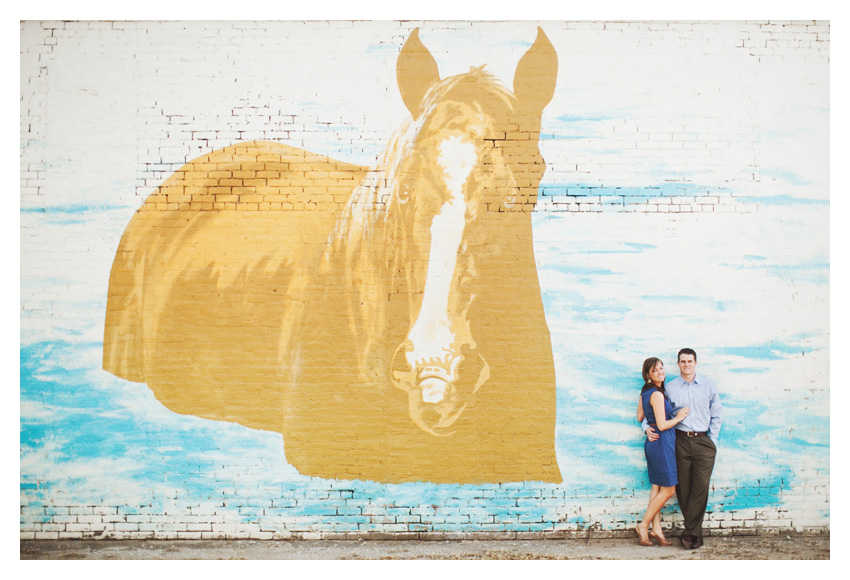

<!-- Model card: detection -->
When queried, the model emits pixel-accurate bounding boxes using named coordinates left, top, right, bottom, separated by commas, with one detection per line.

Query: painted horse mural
left=103, top=28, right=561, bottom=483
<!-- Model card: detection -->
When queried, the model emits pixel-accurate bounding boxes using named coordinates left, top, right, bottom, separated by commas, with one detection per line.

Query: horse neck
left=492, top=209, right=540, bottom=263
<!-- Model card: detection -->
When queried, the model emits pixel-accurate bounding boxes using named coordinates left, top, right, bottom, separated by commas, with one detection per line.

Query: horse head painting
left=103, top=28, right=562, bottom=484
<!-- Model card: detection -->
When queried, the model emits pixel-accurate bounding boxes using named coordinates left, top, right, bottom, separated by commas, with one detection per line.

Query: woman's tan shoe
left=649, top=530, right=673, bottom=546
left=635, top=524, right=653, bottom=546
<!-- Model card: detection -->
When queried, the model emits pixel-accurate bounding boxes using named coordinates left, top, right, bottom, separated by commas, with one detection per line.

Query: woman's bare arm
left=650, top=391, right=689, bottom=431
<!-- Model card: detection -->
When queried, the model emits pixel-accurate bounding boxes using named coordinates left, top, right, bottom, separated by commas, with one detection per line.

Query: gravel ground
left=21, top=535, right=829, bottom=560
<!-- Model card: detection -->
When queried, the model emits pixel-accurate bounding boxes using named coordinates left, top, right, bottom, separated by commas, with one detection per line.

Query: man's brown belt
left=677, top=430, right=707, bottom=437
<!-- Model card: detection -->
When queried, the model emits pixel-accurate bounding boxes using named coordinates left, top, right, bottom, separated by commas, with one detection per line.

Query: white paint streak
left=405, top=136, right=477, bottom=403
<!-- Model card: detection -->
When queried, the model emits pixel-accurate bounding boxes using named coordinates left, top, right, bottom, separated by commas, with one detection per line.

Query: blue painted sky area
left=23, top=336, right=826, bottom=530
left=538, top=181, right=734, bottom=198
left=20, top=202, right=136, bottom=214
left=21, top=206, right=830, bottom=531
left=741, top=195, right=829, bottom=207
left=20, top=339, right=602, bottom=531
left=534, top=208, right=829, bottom=523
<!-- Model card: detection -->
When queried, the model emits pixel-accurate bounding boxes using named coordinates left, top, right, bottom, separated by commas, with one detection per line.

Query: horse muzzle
left=390, top=341, right=490, bottom=436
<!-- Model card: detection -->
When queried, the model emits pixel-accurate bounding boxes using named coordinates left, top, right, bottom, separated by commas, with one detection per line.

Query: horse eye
left=398, top=189, right=411, bottom=203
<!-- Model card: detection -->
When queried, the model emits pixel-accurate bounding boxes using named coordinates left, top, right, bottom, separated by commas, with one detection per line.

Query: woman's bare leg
left=640, top=485, right=676, bottom=532
left=648, top=485, right=661, bottom=531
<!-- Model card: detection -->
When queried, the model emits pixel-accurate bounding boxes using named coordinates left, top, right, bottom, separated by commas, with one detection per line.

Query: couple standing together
left=635, top=348, right=722, bottom=549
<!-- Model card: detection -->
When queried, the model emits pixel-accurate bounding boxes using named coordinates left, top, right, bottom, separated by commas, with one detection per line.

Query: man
left=642, top=348, right=722, bottom=549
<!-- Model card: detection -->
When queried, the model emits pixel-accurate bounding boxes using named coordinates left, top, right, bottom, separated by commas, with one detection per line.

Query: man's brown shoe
left=680, top=535, right=694, bottom=550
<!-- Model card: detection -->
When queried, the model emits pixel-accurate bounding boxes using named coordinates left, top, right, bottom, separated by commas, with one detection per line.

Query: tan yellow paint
left=104, top=28, right=562, bottom=483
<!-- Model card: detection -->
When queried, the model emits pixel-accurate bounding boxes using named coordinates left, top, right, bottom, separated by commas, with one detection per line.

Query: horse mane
left=331, top=67, right=513, bottom=250
left=322, top=67, right=514, bottom=383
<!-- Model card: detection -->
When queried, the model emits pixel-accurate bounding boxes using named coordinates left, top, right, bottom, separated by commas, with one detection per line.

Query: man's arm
left=707, top=381, right=722, bottom=444
left=643, top=421, right=658, bottom=441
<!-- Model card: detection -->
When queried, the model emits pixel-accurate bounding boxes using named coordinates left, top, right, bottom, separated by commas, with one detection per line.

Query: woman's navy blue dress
left=642, top=387, right=678, bottom=487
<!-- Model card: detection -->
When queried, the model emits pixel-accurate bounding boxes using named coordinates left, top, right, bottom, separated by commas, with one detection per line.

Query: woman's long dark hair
left=640, top=357, right=668, bottom=400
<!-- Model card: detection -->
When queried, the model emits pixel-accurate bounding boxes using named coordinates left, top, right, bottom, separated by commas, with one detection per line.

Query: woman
left=635, top=357, right=689, bottom=546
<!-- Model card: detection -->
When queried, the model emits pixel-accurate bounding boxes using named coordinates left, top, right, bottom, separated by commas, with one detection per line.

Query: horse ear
left=397, top=28, right=441, bottom=119
left=513, top=27, right=558, bottom=112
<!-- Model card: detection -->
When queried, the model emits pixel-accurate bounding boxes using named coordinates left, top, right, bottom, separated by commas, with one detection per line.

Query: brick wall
left=20, top=20, right=829, bottom=540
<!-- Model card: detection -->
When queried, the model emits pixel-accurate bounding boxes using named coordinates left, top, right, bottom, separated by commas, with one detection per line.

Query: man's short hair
left=678, top=348, right=697, bottom=362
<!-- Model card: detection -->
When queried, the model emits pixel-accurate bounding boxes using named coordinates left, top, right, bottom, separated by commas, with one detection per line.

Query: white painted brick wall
left=20, top=20, right=829, bottom=540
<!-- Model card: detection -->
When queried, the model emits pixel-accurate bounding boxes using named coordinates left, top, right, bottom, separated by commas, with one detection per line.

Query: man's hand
left=645, top=426, right=659, bottom=442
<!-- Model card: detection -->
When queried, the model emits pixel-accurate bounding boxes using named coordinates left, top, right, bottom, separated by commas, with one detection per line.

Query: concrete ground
left=20, top=534, right=829, bottom=560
